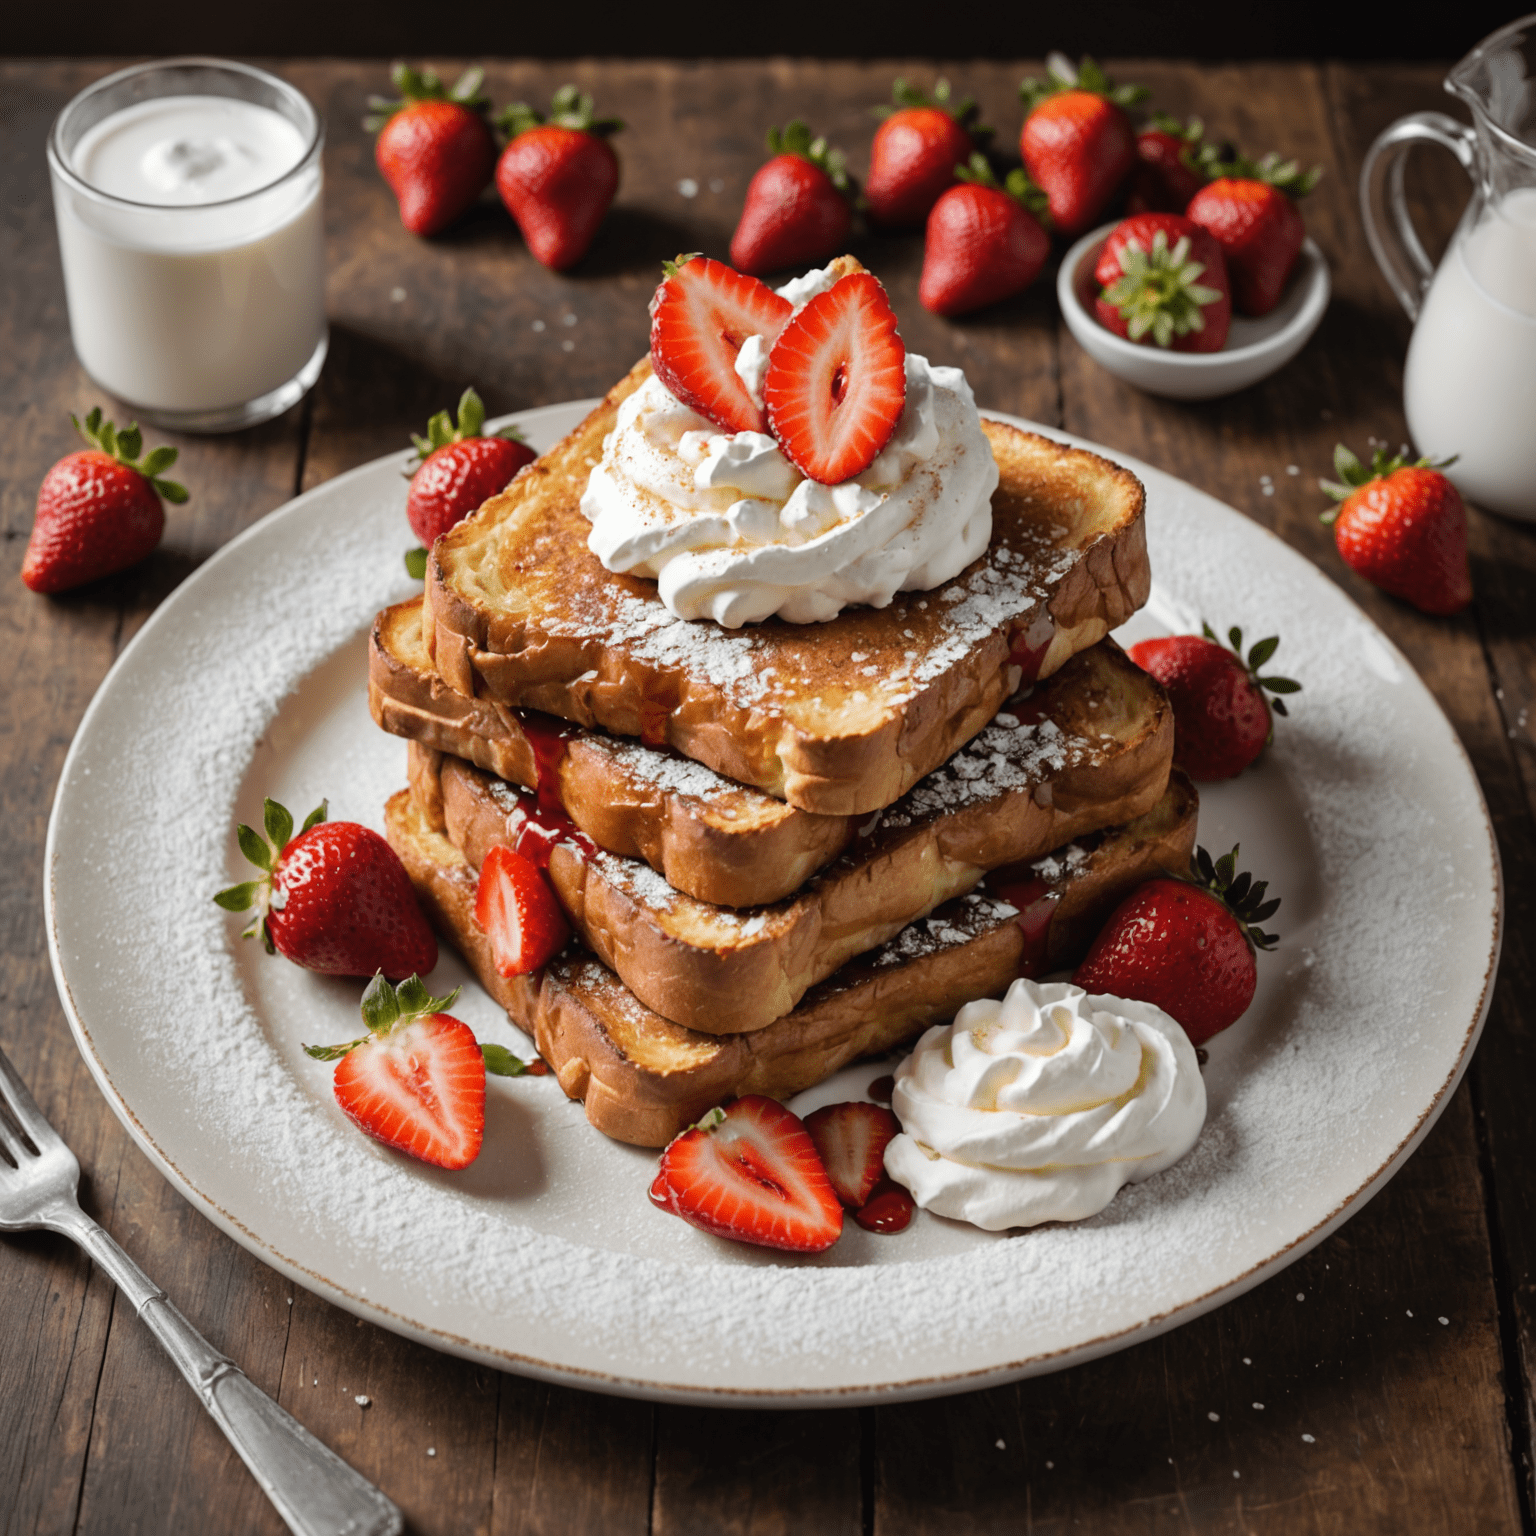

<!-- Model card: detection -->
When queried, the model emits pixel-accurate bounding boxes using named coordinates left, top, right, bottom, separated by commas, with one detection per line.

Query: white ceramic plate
left=46, top=402, right=1500, bottom=1407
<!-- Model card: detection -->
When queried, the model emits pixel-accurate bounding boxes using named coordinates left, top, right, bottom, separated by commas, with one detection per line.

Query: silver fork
left=0, top=1044, right=402, bottom=1536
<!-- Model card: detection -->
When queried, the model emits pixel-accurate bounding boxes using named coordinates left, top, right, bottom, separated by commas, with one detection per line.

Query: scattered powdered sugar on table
left=48, top=416, right=1498, bottom=1399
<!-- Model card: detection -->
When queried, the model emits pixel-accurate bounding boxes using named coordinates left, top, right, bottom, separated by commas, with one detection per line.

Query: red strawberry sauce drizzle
left=855, top=1178, right=915, bottom=1233
left=517, top=710, right=575, bottom=820
left=986, top=873, right=1062, bottom=977
left=499, top=785, right=597, bottom=872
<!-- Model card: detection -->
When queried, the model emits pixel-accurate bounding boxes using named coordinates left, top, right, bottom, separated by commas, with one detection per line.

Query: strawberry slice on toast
left=763, top=272, right=907, bottom=485
left=474, top=844, right=571, bottom=976
left=649, top=256, right=792, bottom=434
left=650, top=1095, right=843, bottom=1252
left=803, top=1101, right=901, bottom=1209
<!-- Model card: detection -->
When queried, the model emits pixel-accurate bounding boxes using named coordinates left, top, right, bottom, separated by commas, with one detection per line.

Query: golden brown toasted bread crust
left=371, top=598, right=852, bottom=908
left=425, top=365, right=1149, bottom=816
left=385, top=774, right=1198, bottom=1146
left=424, top=639, right=1173, bottom=1035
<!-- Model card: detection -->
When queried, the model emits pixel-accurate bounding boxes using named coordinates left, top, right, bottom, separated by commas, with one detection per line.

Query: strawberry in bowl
left=1093, top=212, right=1232, bottom=352
left=1185, top=148, right=1322, bottom=317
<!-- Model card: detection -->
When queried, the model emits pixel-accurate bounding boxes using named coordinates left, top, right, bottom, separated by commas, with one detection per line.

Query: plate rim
left=43, top=402, right=1504, bottom=1407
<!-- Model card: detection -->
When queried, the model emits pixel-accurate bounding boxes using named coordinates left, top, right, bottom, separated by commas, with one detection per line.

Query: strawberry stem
left=765, top=120, right=853, bottom=195
left=1319, top=440, right=1458, bottom=518
left=496, top=85, right=623, bottom=143
left=71, top=407, right=188, bottom=504
left=1020, top=53, right=1148, bottom=112
left=954, top=152, right=1050, bottom=221
left=364, top=63, right=491, bottom=132
left=1191, top=844, right=1282, bottom=951
left=1102, top=231, right=1223, bottom=347
left=1199, top=619, right=1302, bottom=721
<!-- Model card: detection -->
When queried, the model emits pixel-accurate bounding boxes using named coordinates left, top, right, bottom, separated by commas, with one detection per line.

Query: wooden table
left=3, top=57, right=1534, bottom=1536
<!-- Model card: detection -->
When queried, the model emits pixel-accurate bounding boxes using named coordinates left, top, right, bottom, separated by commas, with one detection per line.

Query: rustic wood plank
left=652, top=1405, right=863, bottom=1536
left=490, top=1376, right=654, bottom=1536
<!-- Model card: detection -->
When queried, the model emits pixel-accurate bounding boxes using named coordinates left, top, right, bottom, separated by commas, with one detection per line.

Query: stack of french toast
left=369, top=354, right=1198, bottom=1148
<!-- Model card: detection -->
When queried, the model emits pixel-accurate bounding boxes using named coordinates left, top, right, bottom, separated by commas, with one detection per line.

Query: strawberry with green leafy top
left=1185, top=148, right=1321, bottom=316
left=1320, top=443, right=1472, bottom=615
left=305, top=972, right=531, bottom=1170
left=730, top=120, right=854, bottom=277
left=1019, top=54, right=1147, bottom=237
left=1093, top=212, right=1231, bottom=351
left=1127, top=114, right=1207, bottom=214
left=1128, top=623, right=1300, bottom=780
left=215, top=797, right=437, bottom=980
left=919, top=154, right=1051, bottom=317
left=865, top=77, right=990, bottom=229
left=1074, top=845, right=1281, bottom=1046
left=367, top=64, right=497, bottom=238
left=22, top=408, right=186, bottom=595
left=495, top=86, right=623, bottom=271
left=404, top=387, right=534, bottom=574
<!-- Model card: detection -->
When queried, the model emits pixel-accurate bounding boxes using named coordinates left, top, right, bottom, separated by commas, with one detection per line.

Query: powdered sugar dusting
left=47, top=409, right=1498, bottom=1402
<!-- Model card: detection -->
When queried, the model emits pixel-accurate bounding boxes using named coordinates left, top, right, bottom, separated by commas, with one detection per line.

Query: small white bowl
left=1057, top=222, right=1331, bottom=401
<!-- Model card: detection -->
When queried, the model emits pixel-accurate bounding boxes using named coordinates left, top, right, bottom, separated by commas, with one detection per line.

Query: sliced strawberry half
left=649, top=255, right=793, bottom=434
left=474, top=844, right=571, bottom=977
left=305, top=973, right=497, bottom=1170
left=762, top=272, right=907, bottom=485
left=803, top=1101, right=901, bottom=1209
left=649, top=1095, right=843, bottom=1253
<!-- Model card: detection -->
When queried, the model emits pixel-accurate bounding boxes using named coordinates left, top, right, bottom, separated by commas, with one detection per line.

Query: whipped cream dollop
left=580, top=264, right=999, bottom=626
left=884, top=979, right=1207, bottom=1231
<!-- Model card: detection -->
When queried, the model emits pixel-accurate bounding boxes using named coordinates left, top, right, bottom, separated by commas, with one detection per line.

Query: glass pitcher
left=1361, top=14, right=1536, bottom=521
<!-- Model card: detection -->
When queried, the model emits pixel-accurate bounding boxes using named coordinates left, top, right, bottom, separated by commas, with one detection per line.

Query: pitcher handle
left=1359, top=111, right=1478, bottom=321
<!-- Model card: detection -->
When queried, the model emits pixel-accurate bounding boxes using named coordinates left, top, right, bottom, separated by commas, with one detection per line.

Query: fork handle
left=57, top=1207, right=401, bottom=1536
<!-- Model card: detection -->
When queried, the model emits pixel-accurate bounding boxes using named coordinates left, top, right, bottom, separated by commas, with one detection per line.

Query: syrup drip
left=517, top=709, right=576, bottom=820
left=501, top=787, right=597, bottom=874
left=855, top=1178, right=916, bottom=1234
left=868, top=1074, right=895, bottom=1104
left=1008, top=614, right=1056, bottom=686
left=987, top=874, right=1062, bottom=978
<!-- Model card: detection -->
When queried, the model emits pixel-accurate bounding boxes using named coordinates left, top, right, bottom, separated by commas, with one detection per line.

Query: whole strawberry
left=1320, top=443, right=1472, bottom=615
left=405, top=387, right=535, bottom=555
left=1019, top=54, right=1147, bottom=238
left=22, top=409, right=186, bottom=595
left=1126, top=114, right=1207, bottom=214
left=730, top=120, right=854, bottom=277
left=215, top=796, right=437, bottom=980
left=367, top=64, right=497, bottom=238
left=1185, top=150, right=1321, bottom=316
left=495, top=86, right=622, bottom=271
left=1074, top=845, right=1281, bottom=1046
left=865, top=77, right=989, bottom=230
left=1129, top=623, right=1300, bottom=780
left=920, top=154, right=1051, bottom=317
left=305, top=973, right=531, bottom=1170
left=1093, top=213, right=1231, bottom=352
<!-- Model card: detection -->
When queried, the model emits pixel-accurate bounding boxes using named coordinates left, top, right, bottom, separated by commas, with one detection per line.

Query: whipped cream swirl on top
left=884, top=979, right=1207, bottom=1231
left=580, top=264, right=999, bottom=627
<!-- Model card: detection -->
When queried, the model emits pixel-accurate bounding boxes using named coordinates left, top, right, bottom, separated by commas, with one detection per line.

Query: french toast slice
left=425, top=364, right=1149, bottom=817
left=371, top=597, right=850, bottom=908
left=417, top=639, right=1173, bottom=1035
left=385, top=773, right=1199, bottom=1146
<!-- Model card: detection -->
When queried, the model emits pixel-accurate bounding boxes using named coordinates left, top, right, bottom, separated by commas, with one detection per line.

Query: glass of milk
left=1360, top=14, right=1536, bottom=521
left=48, top=59, right=327, bottom=433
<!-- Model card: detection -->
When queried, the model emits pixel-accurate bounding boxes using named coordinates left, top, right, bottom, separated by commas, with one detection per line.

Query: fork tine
left=0, top=1044, right=58, bottom=1152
